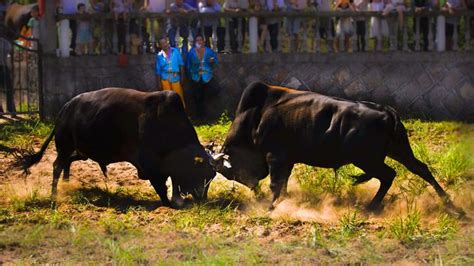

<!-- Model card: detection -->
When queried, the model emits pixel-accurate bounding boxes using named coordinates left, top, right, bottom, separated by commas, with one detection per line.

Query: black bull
left=214, top=82, right=454, bottom=210
left=15, top=88, right=216, bottom=206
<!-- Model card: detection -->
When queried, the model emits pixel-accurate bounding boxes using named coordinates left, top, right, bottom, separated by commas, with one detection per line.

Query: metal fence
left=0, top=26, right=43, bottom=118
left=56, top=10, right=474, bottom=55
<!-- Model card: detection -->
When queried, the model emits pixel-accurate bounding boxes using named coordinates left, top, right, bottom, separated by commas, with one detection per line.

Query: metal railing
left=56, top=10, right=474, bottom=55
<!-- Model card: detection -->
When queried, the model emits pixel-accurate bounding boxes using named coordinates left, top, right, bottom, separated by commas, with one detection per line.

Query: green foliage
left=0, top=118, right=53, bottom=147
left=195, top=112, right=232, bottom=144
left=389, top=209, right=423, bottom=244
left=104, top=239, right=147, bottom=265
left=10, top=190, right=53, bottom=212
left=338, top=210, right=366, bottom=238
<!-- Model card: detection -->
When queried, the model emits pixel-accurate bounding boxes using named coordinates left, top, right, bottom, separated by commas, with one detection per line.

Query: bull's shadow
left=68, top=186, right=162, bottom=212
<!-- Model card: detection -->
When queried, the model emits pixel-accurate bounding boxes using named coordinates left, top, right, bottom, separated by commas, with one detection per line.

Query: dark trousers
left=168, top=25, right=189, bottom=56
left=229, top=18, right=246, bottom=52
left=0, top=65, right=15, bottom=112
left=70, top=19, right=77, bottom=51
left=117, top=19, right=126, bottom=53
left=203, top=26, right=213, bottom=48
left=191, top=79, right=210, bottom=118
left=356, top=20, right=366, bottom=51
left=268, top=23, right=279, bottom=51
left=415, top=17, right=429, bottom=51
left=216, top=26, right=226, bottom=52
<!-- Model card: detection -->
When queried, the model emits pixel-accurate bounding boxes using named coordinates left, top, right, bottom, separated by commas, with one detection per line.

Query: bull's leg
left=62, top=154, right=87, bottom=181
left=171, top=180, right=185, bottom=208
left=352, top=173, right=373, bottom=185
left=267, top=157, right=294, bottom=210
left=149, top=177, right=171, bottom=207
left=356, top=163, right=396, bottom=211
left=52, top=156, right=68, bottom=198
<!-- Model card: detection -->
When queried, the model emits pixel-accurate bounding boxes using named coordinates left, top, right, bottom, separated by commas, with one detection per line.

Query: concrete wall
left=43, top=52, right=474, bottom=122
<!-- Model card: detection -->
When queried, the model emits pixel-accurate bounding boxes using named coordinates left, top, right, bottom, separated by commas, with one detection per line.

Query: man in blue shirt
left=186, top=35, right=218, bottom=118
left=156, top=36, right=186, bottom=108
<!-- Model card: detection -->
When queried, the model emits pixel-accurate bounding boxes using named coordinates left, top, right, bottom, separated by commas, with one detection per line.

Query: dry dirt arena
left=1, top=121, right=474, bottom=264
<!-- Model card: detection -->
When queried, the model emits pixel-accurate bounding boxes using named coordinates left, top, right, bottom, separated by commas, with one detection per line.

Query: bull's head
left=209, top=145, right=268, bottom=190
left=160, top=144, right=216, bottom=202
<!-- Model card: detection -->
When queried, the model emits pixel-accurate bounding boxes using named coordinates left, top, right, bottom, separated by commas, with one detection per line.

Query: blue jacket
left=155, top=47, right=184, bottom=83
left=186, top=47, right=218, bottom=83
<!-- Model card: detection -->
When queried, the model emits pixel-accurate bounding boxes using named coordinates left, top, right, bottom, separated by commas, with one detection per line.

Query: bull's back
left=57, top=88, right=150, bottom=163
left=256, top=89, right=393, bottom=167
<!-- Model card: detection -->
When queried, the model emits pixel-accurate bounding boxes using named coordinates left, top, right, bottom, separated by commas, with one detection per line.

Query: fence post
left=39, top=0, right=57, bottom=55
left=249, top=16, right=258, bottom=53
left=436, top=15, right=446, bottom=51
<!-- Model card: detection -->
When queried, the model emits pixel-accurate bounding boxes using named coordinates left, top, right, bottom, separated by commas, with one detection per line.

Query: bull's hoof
left=365, top=203, right=384, bottom=214
left=352, top=174, right=372, bottom=185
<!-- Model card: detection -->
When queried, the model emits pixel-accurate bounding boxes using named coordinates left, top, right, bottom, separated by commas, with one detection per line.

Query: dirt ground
left=1, top=128, right=474, bottom=264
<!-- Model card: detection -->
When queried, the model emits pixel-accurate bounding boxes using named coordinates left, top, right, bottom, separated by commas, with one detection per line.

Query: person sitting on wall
left=186, top=35, right=218, bottom=118
left=156, top=36, right=187, bottom=108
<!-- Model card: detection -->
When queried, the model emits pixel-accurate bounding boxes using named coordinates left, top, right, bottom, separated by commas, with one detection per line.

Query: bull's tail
left=13, top=126, right=56, bottom=173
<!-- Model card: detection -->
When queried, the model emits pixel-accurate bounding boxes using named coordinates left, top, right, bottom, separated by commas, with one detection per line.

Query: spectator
left=57, top=0, right=81, bottom=56
left=185, top=0, right=199, bottom=8
left=111, top=0, right=129, bottom=20
left=286, top=0, right=308, bottom=52
left=354, top=0, right=368, bottom=52
left=90, top=0, right=107, bottom=54
left=369, top=0, right=389, bottom=51
left=186, top=35, right=219, bottom=118
left=315, top=0, right=335, bottom=52
left=0, top=0, right=8, bottom=22
left=0, top=34, right=14, bottom=113
left=26, top=6, right=40, bottom=49
left=76, top=3, right=93, bottom=55
left=413, top=0, right=432, bottom=51
left=334, top=0, right=355, bottom=52
left=442, top=0, right=466, bottom=50
left=142, top=0, right=167, bottom=52
left=383, top=0, right=407, bottom=30
left=155, top=36, right=186, bottom=107
left=167, top=0, right=196, bottom=57
left=224, top=0, right=249, bottom=53
left=260, top=0, right=285, bottom=52
left=198, top=0, right=222, bottom=49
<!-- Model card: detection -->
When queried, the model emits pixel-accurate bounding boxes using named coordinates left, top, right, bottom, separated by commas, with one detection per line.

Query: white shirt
left=147, top=0, right=167, bottom=12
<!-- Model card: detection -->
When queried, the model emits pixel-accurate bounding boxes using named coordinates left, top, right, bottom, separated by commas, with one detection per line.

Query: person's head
left=194, top=35, right=205, bottom=48
left=77, top=3, right=86, bottom=13
left=30, top=6, right=39, bottom=18
left=206, top=0, right=215, bottom=6
left=176, top=0, right=184, bottom=6
left=158, top=36, right=170, bottom=50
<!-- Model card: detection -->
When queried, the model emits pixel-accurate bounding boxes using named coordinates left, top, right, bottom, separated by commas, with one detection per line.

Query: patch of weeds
left=195, top=112, right=232, bottom=144
left=47, top=210, right=72, bottom=230
left=171, top=204, right=236, bottom=231
left=308, top=223, right=326, bottom=248
left=0, top=207, right=16, bottom=224
left=293, top=165, right=358, bottom=203
left=339, top=210, right=366, bottom=238
left=98, top=211, right=134, bottom=235
left=428, top=214, right=458, bottom=242
left=388, top=209, right=424, bottom=245
left=10, top=190, right=53, bottom=212
left=103, top=238, right=147, bottom=265
left=0, top=118, right=53, bottom=147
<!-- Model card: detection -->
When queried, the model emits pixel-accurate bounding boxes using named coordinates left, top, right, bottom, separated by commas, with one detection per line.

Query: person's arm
left=209, top=49, right=218, bottom=66
left=156, top=55, right=162, bottom=90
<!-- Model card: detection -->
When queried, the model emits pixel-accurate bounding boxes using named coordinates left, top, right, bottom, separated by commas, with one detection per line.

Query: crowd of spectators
left=43, top=0, right=474, bottom=55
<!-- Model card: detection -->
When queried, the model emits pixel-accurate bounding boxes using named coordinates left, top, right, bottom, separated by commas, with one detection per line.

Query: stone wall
left=43, top=52, right=474, bottom=122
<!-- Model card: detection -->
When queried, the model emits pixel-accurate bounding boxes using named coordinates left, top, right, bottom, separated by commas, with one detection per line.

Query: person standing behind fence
left=167, top=0, right=196, bottom=57
left=57, top=0, right=80, bottom=56
left=0, top=35, right=14, bottom=113
left=335, top=0, right=355, bottom=52
left=314, top=0, right=334, bottom=52
left=413, top=0, right=432, bottom=51
left=224, top=0, right=249, bottom=53
left=186, top=35, right=218, bottom=118
left=199, top=0, right=222, bottom=49
left=286, top=0, right=308, bottom=52
left=262, top=0, right=285, bottom=52
left=354, top=0, right=368, bottom=52
left=76, top=3, right=93, bottom=55
left=142, top=0, right=167, bottom=52
left=156, top=36, right=186, bottom=107
left=369, top=0, right=389, bottom=51
left=442, top=0, right=466, bottom=50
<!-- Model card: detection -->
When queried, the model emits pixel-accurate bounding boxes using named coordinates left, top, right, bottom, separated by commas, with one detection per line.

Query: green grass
left=0, top=117, right=473, bottom=264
